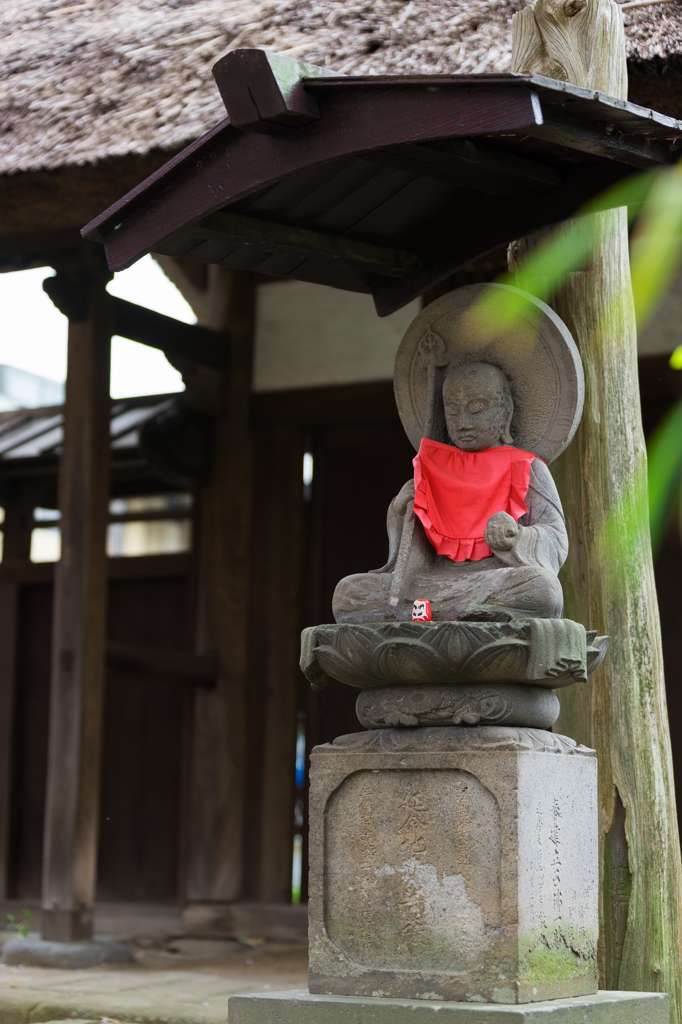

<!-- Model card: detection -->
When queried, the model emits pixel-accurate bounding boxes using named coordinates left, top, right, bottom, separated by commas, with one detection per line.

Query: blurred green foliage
left=7, top=909, right=32, bottom=938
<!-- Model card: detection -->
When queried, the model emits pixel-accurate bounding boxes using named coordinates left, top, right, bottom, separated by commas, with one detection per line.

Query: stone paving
left=0, top=939, right=308, bottom=1024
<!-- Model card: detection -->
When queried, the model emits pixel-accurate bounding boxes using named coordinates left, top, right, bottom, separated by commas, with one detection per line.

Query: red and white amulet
left=412, top=599, right=432, bottom=622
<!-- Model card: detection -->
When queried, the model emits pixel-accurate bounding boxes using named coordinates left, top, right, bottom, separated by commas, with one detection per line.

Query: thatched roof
left=2, top=0, right=682, bottom=180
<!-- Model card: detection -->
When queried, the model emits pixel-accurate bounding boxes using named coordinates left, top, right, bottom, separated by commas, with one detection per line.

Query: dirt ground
left=0, top=932, right=308, bottom=1024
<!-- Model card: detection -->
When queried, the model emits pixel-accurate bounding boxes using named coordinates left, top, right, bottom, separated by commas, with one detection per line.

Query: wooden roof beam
left=106, top=642, right=217, bottom=684
left=373, top=162, right=635, bottom=315
left=83, top=84, right=546, bottom=269
left=212, top=48, right=343, bottom=134
left=43, top=274, right=230, bottom=370
left=192, top=210, right=422, bottom=277
left=112, top=295, right=229, bottom=369
left=81, top=68, right=682, bottom=304
left=525, top=106, right=677, bottom=168
left=363, top=140, right=563, bottom=195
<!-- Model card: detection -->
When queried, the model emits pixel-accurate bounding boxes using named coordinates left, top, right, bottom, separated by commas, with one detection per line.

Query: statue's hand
left=484, top=511, right=519, bottom=553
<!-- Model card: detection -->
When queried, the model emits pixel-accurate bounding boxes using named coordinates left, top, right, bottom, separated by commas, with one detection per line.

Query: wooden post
left=511, top=1, right=682, bottom=1015
left=0, top=582, right=17, bottom=902
left=185, top=267, right=255, bottom=901
left=247, top=422, right=305, bottom=902
left=0, top=488, right=33, bottom=899
left=41, top=280, right=112, bottom=941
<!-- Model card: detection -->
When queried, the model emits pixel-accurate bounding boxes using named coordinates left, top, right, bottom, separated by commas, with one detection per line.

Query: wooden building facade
left=3, top=0, right=682, bottom=941
left=0, top=254, right=680, bottom=933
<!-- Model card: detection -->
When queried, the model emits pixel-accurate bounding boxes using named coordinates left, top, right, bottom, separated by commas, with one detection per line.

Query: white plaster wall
left=253, top=280, right=421, bottom=392
left=252, top=273, right=682, bottom=389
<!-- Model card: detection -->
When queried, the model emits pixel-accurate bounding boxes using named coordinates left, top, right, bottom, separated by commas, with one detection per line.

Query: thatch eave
left=4, top=0, right=682, bottom=180
left=3, top=0, right=682, bottom=266
left=0, top=148, right=180, bottom=272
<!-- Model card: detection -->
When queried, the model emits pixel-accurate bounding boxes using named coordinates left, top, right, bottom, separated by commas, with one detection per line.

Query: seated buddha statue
left=332, top=361, right=567, bottom=624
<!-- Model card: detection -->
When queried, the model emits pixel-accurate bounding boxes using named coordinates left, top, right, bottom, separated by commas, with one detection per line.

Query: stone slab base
left=228, top=989, right=669, bottom=1024
left=2, top=936, right=133, bottom=968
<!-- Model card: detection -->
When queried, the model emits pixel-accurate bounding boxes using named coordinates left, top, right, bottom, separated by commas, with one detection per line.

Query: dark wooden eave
left=82, top=62, right=682, bottom=316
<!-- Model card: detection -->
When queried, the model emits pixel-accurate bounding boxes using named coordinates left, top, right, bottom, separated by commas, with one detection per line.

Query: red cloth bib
left=413, top=439, right=536, bottom=562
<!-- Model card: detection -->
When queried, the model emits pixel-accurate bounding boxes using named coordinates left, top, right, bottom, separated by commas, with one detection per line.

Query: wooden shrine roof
left=83, top=59, right=682, bottom=316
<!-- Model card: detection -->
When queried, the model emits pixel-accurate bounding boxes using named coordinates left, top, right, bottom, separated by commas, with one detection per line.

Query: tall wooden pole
left=512, top=1, right=682, bottom=1016
left=41, top=279, right=111, bottom=941
left=185, top=267, right=255, bottom=901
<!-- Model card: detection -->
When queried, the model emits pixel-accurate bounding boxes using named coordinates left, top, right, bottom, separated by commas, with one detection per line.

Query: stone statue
left=303, top=286, right=609, bottom=1005
left=301, top=284, right=608, bottom=719
left=333, top=359, right=568, bottom=624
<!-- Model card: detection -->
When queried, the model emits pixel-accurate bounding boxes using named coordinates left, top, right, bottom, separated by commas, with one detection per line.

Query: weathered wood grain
left=41, top=283, right=111, bottom=942
left=511, top=1, right=682, bottom=1017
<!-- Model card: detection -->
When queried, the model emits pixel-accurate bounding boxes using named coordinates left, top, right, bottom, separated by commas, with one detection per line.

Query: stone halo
left=393, top=282, right=584, bottom=463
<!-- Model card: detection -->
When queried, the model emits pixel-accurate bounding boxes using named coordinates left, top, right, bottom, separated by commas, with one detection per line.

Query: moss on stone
left=520, top=923, right=597, bottom=986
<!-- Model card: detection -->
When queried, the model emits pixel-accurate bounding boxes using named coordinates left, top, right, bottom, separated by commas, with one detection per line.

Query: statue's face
left=442, top=363, right=512, bottom=451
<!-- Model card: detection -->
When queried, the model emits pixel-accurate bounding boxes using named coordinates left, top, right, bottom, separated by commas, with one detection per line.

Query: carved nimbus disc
left=393, top=283, right=584, bottom=463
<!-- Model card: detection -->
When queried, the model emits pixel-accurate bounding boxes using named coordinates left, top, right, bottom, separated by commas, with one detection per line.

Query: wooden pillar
left=0, top=488, right=34, bottom=899
left=186, top=267, right=255, bottom=901
left=41, top=280, right=112, bottom=941
left=247, top=422, right=305, bottom=902
left=0, top=580, right=17, bottom=902
left=511, top=1, right=682, bottom=1016
left=0, top=489, right=29, bottom=900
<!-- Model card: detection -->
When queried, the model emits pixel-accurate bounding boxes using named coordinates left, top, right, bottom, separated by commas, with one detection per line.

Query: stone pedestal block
left=309, top=727, right=598, bottom=1005
left=229, top=989, right=669, bottom=1024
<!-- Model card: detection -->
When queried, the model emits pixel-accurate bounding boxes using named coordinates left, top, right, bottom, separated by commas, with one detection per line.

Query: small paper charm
left=412, top=599, right=432, bottom=622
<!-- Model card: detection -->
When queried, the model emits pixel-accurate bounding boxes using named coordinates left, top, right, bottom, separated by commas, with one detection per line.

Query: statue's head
left=442, top=362, right=514, bottom=451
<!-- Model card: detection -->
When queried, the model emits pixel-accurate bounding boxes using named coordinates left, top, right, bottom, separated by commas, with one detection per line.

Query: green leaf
left=630, top=164, right=682, bottom=331
left=669, top=346, right=682, bottom=370
left=647, top=394, right=682, bottom=557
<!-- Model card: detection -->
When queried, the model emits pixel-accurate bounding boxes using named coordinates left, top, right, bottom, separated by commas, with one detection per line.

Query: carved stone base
left=356, top=683, right=559, bottom=730
left=301, top=619, right=608, bottom=691
left=329, top=726, right=591, bottom=755
left=309, top=727, right=598, bottom=1004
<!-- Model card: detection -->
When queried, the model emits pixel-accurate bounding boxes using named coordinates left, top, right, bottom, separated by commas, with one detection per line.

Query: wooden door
left=9, top=584, right=53, bottom=899
left=8, top=571, right=192, bottom=903
left=97, top=575, right=192, bottom=901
